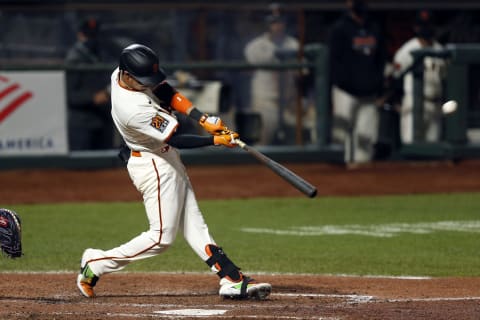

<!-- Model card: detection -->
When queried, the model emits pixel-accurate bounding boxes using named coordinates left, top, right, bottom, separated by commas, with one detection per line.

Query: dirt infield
left=2, top=160, right=480, bottom=319
left=1, top=273, right=480, bottom=319
left=3, top=160, right=480, bottom=203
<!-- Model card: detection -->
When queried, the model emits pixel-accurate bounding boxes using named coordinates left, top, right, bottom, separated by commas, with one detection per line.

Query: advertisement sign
left=0, top=71, right=68, bottom=156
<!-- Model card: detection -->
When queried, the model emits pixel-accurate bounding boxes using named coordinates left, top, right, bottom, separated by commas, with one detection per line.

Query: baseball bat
left=234, top=139, right=317, bottom=198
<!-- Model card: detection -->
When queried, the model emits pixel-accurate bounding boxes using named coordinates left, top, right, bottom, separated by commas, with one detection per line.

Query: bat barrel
left=235, top=139, right=317, bottom=198
left=270, top=160, right=317, bottom=197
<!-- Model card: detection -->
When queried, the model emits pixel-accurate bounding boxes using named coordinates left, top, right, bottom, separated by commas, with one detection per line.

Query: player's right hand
left=213, top=130, right=239, bottom=148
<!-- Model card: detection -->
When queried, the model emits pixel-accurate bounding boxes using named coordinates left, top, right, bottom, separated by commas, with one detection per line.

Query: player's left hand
left=199, top=114, right=227, bottom=135
left=213, top=130, right=239, bottom=148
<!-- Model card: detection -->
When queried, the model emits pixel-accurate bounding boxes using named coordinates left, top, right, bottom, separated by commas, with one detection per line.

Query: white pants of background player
left=400, top=99, right=442, bottom=144
left=331, top=86, right=379, bottom=163
left=83, top=149, right=215, bottom=276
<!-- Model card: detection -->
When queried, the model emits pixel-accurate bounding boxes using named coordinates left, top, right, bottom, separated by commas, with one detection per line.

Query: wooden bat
left=234, top=139, right=317, bottom=198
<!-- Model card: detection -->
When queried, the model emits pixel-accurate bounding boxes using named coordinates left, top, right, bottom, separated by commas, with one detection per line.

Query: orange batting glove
left=199, top=114, right=228, bottom=135
left=213, top=130, right=239, bottom=148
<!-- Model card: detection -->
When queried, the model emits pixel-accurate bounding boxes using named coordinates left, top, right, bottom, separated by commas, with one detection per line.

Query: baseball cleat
left=76, top=264, right=99, bottom=298
left=219, top=276, right=272, bottom=300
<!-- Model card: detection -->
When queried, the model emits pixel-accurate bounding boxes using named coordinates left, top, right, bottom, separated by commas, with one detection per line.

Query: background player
left=392, top=10, right=446, bottom=144
left=76, top=43, right=272, bottom=300
left=244, top=14, right=300, bottom=145
left=328, top=0, right=386, bottom=163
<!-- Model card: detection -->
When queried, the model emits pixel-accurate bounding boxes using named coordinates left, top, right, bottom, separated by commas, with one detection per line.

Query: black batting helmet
left=119, top=44, right=166, bottom=86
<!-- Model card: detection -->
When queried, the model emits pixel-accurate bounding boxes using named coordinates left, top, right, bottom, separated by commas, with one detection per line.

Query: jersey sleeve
left=129, top=108, right=179, bottom=143
left=393, top=42, right=414, bottom=77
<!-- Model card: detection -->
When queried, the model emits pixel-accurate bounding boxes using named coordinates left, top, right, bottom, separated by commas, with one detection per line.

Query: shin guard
left=205, top=244, right=242, bottom=281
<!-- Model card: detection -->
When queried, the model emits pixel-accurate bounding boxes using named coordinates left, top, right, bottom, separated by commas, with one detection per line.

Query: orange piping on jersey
left=171, top=92, right=193, bottom=115
left=152, top=159, right=164, bottom=244
left=84, top=159, right=164, bottom=267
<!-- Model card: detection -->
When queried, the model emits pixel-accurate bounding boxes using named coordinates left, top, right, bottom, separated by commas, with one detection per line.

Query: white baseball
left=442, top=100, right=458, bottom=114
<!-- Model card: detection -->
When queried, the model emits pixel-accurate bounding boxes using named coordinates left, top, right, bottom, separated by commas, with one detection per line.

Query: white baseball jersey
left=83, top=68, right=216, bottom=277
left=244, top=33, right=299, bottom=144
left=111, top=68, right=178, bottom=154
left=393, top=38, right=444, bottom=110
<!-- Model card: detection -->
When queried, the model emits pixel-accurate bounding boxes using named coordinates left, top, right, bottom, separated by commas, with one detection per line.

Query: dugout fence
left=0, top=44, right=344, bottom=169
left=2, top=44, right=480, bottom=169
left=399, top=44, right=480, bottom=159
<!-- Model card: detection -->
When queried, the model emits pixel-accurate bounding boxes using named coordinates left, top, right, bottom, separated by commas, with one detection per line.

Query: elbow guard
left=152, top=82, right=177, bottom=104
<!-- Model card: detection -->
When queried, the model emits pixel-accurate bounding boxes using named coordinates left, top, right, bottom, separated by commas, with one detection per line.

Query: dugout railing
left=0, top=44, right=344, bottom=169
left=2, top=44, right=480, bottom=169
left=399, top=44, right=480, bottom=160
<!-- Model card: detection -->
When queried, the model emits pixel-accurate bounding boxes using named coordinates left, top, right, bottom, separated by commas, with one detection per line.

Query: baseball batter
left=76, top=44, right=271, bottom=300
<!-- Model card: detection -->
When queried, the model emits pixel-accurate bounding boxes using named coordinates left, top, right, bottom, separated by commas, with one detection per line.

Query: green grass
left=1, top=193, right=480, bottom=277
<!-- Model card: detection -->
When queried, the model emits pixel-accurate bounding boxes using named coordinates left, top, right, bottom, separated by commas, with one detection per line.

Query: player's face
left=122, top=72, right=149, bottom=91
left=270, top=22, right=285, bottom=37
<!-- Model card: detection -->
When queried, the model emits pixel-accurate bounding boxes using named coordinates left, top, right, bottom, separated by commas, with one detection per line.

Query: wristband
left=189, top=108, right=205, bottom=122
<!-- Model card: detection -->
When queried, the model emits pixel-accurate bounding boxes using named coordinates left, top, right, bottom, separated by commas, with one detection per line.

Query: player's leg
left=354, top=100, right=379, bottom=163
left=400, top=98, right=414, bottom=144
left=180, top=184, right=271, bottom=300
left=252, top=102, right=279, bottom=145
left=179, top=183, right=215, bottom=260
left=331, top=86, right=356, bottom=162
left=77, top=157, right=184, bottom=297
left=250, top=72, right=282, bottom=145
left=424, top=100, right=442, bottom=142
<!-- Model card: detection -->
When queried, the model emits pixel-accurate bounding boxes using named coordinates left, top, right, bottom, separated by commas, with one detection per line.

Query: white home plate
left=154, top=309, right=228, bottom=316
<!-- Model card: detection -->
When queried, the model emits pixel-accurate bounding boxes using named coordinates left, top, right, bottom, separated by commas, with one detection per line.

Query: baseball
left=442, top=100, right=458, bottom=114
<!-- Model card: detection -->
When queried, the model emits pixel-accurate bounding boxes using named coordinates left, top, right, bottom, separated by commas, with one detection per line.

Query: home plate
left=154, top=309, right=228, bottom=316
